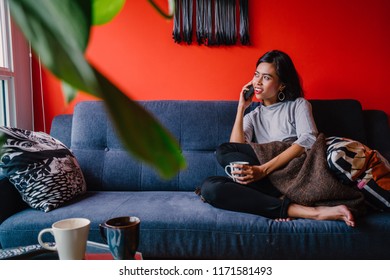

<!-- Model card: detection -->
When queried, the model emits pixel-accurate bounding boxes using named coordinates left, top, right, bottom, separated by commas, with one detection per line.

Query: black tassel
left=197, top=0, right=215, bottom=46
left=205, top=0, right=213, bottom=45
left=227, top=0, right=237, bottom=45
left=196, top=0, right=214, bottom=45
left=239, top=0, right=250, bottom=45
left=196, top=0, right=205, bottom=44
left=215, top=0, right=236, bottom=46
left=172, top=0, right=181, bottom=43
left=182, top=0, right=193, bottom=44
left=214, top=0, right=221, bottom=45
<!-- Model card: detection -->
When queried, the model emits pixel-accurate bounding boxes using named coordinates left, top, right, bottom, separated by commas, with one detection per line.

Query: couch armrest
left=363, top=110, right=390, bottom=161
left=0, top=178, right=28, bottom=224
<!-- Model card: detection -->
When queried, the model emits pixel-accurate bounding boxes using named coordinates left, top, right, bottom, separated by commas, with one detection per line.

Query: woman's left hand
left=232, top=164, right=268, bottom=185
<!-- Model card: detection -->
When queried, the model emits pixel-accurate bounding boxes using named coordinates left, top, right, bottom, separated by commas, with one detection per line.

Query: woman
left=199, top=50, right=355, bottom=227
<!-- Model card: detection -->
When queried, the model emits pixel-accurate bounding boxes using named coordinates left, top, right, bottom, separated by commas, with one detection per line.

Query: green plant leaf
left=92, top=0, right=126, bottom=25
left=148, top=0, right=175, bottom=19
left=61, top=81, right=78, bottom=104
left=9, top=0, right=97, bottom=93
left=9, top=0, right=186, bottom=178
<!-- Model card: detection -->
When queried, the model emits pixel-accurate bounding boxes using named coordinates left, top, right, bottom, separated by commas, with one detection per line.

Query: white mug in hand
left=38, top=218, right=90, bottom=260
left=225, top=161, right=249, bottom=182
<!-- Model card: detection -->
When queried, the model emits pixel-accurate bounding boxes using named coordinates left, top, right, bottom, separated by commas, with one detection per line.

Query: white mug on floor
left=225, top=161, right=249, bottom=182
left=38, top=218, right=90, bottom=260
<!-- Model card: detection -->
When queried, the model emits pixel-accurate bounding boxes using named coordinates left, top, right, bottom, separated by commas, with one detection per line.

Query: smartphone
left=243, top=85, right=254, bottom=100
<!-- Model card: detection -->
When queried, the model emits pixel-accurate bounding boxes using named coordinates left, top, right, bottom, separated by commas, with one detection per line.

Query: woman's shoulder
left=289, top=97, right=312, bottom=110
left=292, top=97, right=309, bottom=105
left=244, top=105, right=261, bottom=118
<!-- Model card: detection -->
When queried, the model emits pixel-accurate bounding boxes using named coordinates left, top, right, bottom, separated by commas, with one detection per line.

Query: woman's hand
left=231, top=164, right=268, bottom=185
left=239, top=81, right=254, bottom=109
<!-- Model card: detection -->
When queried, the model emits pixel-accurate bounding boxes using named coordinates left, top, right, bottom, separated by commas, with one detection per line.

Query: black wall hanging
left=173, top=0, right=250, bottom=46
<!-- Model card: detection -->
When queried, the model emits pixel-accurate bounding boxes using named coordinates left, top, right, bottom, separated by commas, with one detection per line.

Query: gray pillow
left=0, top=126, right=86, bottom=212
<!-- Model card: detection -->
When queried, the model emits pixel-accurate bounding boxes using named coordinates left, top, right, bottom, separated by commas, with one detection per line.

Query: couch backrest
left=50, top=100, right=390, bottom=192
left=69, top=101, right=237, bottom=191
left=310, top=99, right=367, bottom=144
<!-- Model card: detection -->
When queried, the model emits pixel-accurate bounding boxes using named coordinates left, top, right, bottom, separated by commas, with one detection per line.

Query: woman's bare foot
left=287, top=204, right=355, bottom=227
left=314, top=205, right=355, bottom=227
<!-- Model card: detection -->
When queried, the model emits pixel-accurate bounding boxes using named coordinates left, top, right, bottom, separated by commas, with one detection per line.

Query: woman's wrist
left=261, top=162, right=272, bottom=175
left=251, top=165, right=270, bottom=181
left=237, top=104, right=246, bottom=113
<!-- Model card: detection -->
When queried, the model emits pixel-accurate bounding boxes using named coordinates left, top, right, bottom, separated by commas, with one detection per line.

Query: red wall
left=33, top=0, right=390, bottom=132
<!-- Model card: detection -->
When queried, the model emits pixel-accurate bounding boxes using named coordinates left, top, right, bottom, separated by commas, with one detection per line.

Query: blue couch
left=1, top=100, right=390, bottom=259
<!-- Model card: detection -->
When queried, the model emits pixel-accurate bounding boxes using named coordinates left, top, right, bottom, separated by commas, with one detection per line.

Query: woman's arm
left=229, top=105, right=246, bottom=143
left=293, top=99, right=318, bottom=149
left=257, top=143, right=304, bottom=175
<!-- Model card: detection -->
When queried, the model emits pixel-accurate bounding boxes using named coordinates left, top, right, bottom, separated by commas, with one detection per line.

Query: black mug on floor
left=99, top=216, right=140, bottom=260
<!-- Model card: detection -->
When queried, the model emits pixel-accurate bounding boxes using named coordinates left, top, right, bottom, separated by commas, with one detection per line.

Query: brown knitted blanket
left=250, top=133, right=366, bottom=215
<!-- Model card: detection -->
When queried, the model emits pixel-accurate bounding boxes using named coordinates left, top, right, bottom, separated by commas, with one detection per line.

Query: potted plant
left=8, top=0, right=184, bottom=178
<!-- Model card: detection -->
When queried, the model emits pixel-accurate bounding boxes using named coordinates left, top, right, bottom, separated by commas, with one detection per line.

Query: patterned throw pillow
left=326, top=136, right=390, bottom=210
left=0, top=126, right=86, bottom=212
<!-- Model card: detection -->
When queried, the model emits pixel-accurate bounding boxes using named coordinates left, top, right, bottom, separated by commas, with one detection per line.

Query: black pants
left=200, top=143, right=291, bottom=219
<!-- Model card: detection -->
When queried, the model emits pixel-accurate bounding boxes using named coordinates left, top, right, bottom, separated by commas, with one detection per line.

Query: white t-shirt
left=243, top=97, right=318, bottom=149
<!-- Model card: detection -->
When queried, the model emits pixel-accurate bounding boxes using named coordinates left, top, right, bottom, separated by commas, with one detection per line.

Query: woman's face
left=252, top=62, right=284, bottom=106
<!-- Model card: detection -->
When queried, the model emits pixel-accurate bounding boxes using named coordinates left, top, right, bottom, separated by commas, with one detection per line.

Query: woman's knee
left=200, top=176, right=228, bottom=203
left=216, top=142, right=259, bottom=166
left=216, top=142, right=237, bottom=165
left=216, top=142, right=229, bottom=160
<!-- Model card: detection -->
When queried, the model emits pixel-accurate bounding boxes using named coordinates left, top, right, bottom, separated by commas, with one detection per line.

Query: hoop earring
left=278, top=91, right=285, bottom=102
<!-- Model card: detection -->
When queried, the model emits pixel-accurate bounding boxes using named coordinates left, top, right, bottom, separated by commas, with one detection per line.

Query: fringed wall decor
left=173, top=0, right=250, bottom=46
left=239, top=0, right=250, bottom=45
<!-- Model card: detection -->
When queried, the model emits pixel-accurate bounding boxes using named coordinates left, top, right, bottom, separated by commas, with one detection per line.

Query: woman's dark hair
left=256, top=50, right=304, bottom=100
